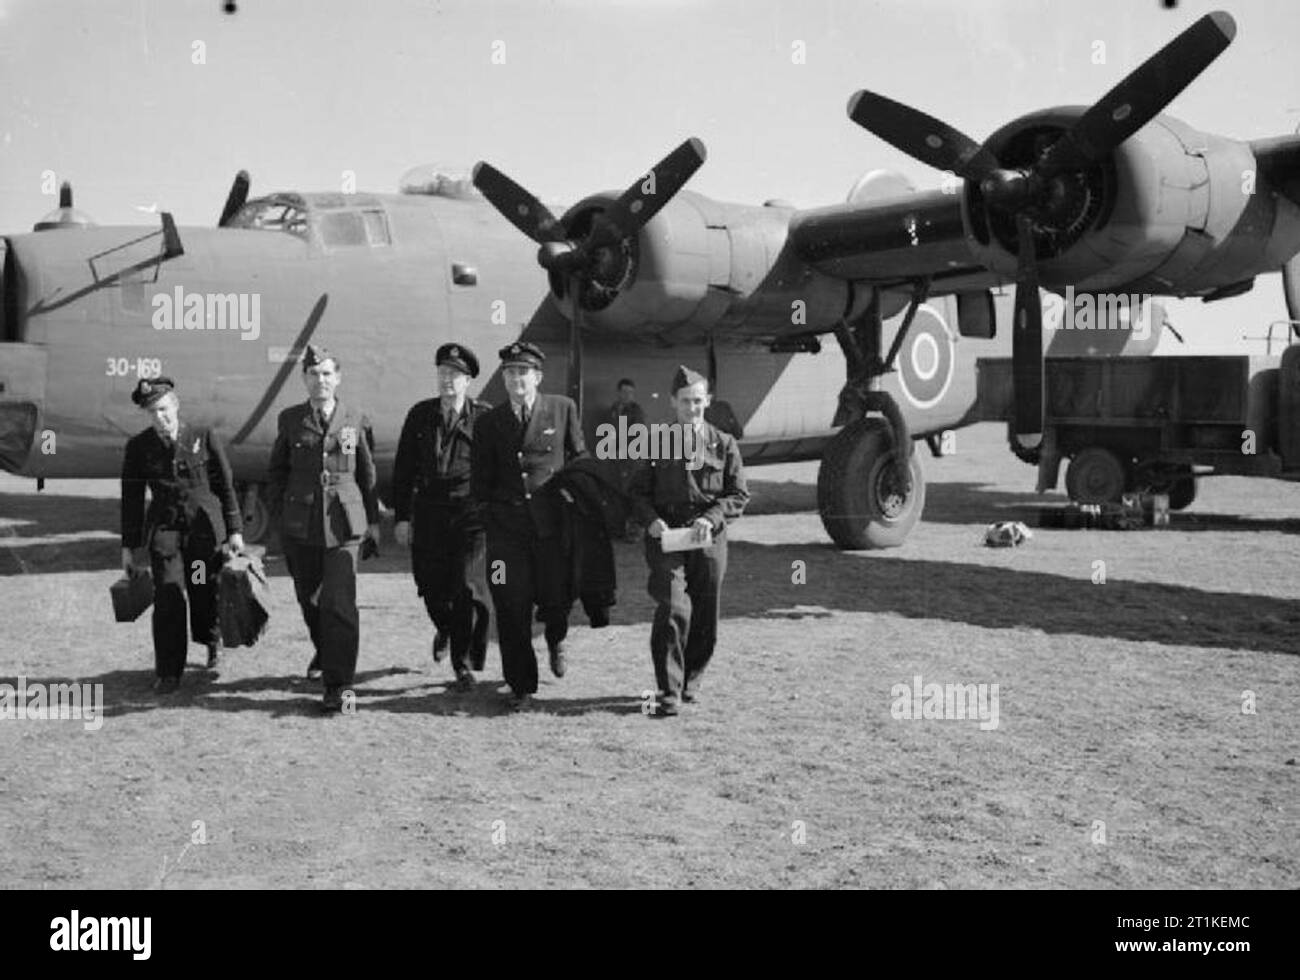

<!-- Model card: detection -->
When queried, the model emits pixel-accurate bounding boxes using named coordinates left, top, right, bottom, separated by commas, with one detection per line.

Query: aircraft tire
left=238, top=482, right=271, bottom=544
left=1064, top=447, right=1126, bottom=505
left=817, top=417, right=925, bottom=549
left=1167, top=475, right=1196, bottom=511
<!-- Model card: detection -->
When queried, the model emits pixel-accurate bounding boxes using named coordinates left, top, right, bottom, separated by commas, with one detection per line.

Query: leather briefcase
left=110, top=570, right=154, bottom=622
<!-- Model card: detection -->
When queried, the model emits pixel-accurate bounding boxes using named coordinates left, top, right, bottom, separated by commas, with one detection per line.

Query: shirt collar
left=513, top=393, right=537, bottom=418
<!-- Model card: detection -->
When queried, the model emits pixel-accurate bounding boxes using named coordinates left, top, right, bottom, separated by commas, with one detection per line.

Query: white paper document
left=659, top=526, right=713, bottom=552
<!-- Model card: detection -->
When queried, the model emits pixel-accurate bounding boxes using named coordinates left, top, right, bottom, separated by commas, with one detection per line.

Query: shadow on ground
left=7, top=486, right=1300, bottom=658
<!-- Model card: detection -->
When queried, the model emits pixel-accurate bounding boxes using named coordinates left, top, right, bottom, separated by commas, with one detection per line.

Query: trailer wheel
left=818, top=418, right=925, bottom=549
left=1065, top=447, right=1127, bottom=505
left=1168, top=475, right=1196, bottom=511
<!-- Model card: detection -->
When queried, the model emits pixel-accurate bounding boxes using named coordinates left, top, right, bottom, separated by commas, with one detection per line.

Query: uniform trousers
left=411, top=503, right=490, bottom=673
left=486, top=504, right=571, bottom=696
left=283, top=538, right=361, bottom=689
left=148, top=524, right=222, bottom=679
left=644, top=528, right=728, bottom=698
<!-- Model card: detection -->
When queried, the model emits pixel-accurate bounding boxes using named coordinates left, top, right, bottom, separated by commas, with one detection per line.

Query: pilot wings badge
left=339, top=426, right=358, bottom=456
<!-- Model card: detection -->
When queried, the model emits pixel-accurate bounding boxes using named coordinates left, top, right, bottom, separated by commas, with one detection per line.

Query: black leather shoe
left=508, top=693, right=533, bottom=712
left=306, top=653, right=322, bottom=681
left=320, top=686, right=344, bottom=714
left=154, top=676, right=180, bottom=696
left=453, top=669, right=474, bottom=693
left=432, top=630, right=450, bottom=662
left=548, top=640, right=567, bottom=678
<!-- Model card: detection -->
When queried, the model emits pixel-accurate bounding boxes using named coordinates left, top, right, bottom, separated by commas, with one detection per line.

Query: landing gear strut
left=818, top=283, right=929, bottom=549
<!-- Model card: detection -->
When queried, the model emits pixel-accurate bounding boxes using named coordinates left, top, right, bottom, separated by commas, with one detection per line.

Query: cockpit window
left=226, top=196, right=391, bottom=249
left=228, top=200, right=311, bottom=239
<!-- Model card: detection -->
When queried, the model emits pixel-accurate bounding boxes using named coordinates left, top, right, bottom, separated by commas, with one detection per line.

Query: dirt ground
left=0, top=422, right=1296, bottom=889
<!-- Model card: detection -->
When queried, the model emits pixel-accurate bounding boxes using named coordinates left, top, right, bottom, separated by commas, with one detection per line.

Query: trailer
left=976, top=343, right=1300, bottom=507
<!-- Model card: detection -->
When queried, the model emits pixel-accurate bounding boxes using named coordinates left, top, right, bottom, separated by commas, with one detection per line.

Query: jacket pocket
left=692, top=451, right=725, bottom=494
left=281, top=492, right=310, bottom=539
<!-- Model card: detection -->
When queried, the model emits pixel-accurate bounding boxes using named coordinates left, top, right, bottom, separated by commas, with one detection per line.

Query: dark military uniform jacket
left=391, top=397, right=491, bottom=526
left=471, top=392, right=586, bottom=534
left=627, top=421, right=750, bottom=532
left=267, top=399, right=379, bottom=547
left=121, top=423, right=243, bottom=551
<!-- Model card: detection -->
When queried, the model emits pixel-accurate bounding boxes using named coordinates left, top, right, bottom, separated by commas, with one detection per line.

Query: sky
left=2, top=0, right=1299, bottom=352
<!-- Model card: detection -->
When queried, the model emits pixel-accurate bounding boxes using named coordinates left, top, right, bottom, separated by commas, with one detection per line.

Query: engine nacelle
left=556, top=190, right=856, bottom=339
left=965, top=108, right=1300, bottom=298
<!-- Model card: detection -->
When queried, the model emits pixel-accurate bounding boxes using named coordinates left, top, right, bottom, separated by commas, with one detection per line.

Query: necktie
left=518, top=403, right=529, bottom=432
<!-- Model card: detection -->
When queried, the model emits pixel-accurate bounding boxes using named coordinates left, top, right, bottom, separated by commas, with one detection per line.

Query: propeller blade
left=471, top=161, right=567, bottom=244
left=568, top=282, right=585, bottom=414
left=594, top=137, right=708, bottom=245
left=1283, top=255, right=1300, bottom=324
left=160, top=212, right=184, bottom=259
left=1012, top=214, right=1043, bottom=449
left=847, top=90, right=1002, bottom=183
left=1037, top=11, right=1236, bottom=179
left=218, top=170, right=251, bottom=227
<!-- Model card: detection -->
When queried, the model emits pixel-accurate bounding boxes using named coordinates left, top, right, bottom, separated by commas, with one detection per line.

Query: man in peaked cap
left=120, top=376, right=245, bottom=693
left=267, top=343, right=380, bottom=715
left=627, top=365, right=749, bottom=717
left=470, top=340, right=586, bottom=710
left=392, top=342, right=492, bottom=692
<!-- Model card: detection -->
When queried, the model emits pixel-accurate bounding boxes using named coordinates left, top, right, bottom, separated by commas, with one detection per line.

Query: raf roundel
left=895, top=303, right=954, bottom=410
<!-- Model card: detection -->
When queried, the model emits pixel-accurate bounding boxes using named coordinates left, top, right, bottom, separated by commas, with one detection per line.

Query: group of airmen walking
left=119, top=339, right=748, bottom=716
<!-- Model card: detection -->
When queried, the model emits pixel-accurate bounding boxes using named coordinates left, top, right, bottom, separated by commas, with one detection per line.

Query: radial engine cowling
left=964, top=107, right=1300, bottom=297
left=554, top=190, right=854, bottom=339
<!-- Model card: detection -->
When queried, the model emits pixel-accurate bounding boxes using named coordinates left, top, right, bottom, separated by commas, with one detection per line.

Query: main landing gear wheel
left=1167, top=473, right=1197, bottom=511
left=818, top=418, right=926, bottom=549
left=1064, top=447, right=1126, bottom=505
left=238, top=482, right=270, bottom=543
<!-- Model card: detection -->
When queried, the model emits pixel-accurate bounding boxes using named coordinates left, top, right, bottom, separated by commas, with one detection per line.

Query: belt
left=319, top=471, right=356, bottom=487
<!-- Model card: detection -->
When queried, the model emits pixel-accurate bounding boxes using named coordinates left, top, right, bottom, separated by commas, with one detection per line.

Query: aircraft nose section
left=0, top=343, right=47, bottom=475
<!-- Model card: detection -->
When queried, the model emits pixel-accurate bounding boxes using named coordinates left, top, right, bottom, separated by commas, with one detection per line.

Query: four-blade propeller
left=472, top=138, right=707, bottom=412
left=847, top=10, right=1236, bottom=448
left=472, top=137, right=707, bottom=288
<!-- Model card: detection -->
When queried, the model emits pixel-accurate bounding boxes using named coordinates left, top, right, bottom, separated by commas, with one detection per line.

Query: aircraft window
left=318, top=210, right=391, bottom=248
left=118, top=268, right=150, bottom=313
left=228, top=201, right=311, bottom=240
left=363, top=210, right=391, bottom=246
left=319, top=211, right=367, bottom=247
